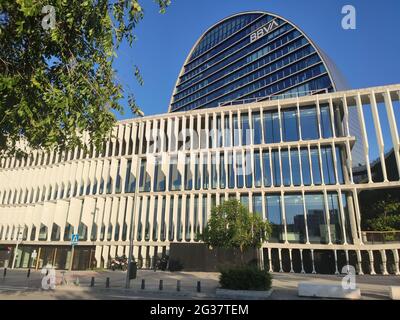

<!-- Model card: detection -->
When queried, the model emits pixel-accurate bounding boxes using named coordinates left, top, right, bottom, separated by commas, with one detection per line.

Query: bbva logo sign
left=250, top=20, right=279, bottom=43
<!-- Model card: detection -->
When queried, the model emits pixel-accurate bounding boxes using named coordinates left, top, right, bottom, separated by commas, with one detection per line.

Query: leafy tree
left=200, top=199, right=272, bottom=264
left=366, top=195, right=400, bottom=231
left=0, top=0, right=170, bottom=156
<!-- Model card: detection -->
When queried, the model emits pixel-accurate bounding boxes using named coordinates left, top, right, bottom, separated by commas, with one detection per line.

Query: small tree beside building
left=200, top=199, right=272, bottom=265
left=200, top=199, right=272, bottom=291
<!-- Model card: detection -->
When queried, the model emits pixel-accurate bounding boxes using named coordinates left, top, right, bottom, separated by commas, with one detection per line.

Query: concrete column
left=95, top=246, right=102, bottom=268
left=356, top=250, right=364, bottom=275
left=268, top=248, right=273, bottom=272
left=368, top=250, right=376, bottom=275
left=278, top=248, right=283, bottom=273
left=334, top=250, right=339, bottom=275
left=289, top=249, right=294, bottom=273
left=380, top=250, right=388, bottom=276
left=149, top=246, right=156, bottom=269
left=393, top=249, right=400, bottom=275
left=345, top=250, right=350, bottom=274
left=311, top=249, right=316, bottom=274
left=300, top=249, right=305, bottom=274
left=346, top=194, right=360, bottom=245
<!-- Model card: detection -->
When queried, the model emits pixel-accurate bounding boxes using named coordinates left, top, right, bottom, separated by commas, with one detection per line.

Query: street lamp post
left=11, top=225, right=23, bottom=269
left=125, top=123, right=143, bottom=289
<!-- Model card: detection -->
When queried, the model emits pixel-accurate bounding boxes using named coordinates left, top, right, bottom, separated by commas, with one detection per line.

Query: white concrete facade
left=0, top=84, right=400, bottom=273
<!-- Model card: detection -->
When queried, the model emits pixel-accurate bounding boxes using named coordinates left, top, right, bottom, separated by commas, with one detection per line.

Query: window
left=211, top=153, right=217, bottom=189
left=335, top=147, right=345, bottom=184
left=185, top=196, right=191, bottom=241
left=152, top=199, right=158, bottom=241
left=321, top=146, right=336, bottom=185
left=291, top=148, right=301, bottom=186
left=305, top=193, right=329, bottom=244
left=236, top=152, right=244, bottom=188
left=177, top=196, right=183, bottom=241
left=300, top=106, right=319, bottom=140
left=233, top=113, right=240, bottom=146
left=224, top=115, right=231, bottom=147
left=51, top=223, right=60, bottom=241
left=272, top=150, right=281, bottom=186
left=190, top=195, right=198, bottom=239
left=139, top=159, right=151, bottom=192
left=282, top=109, right=299, bottom=141
left=254, top=150, right=262, bottom=187
left=284, top=194, right=306, bottom=243
left=227, top=151, right=235, bottom=188
left=169, top=155, right=181, bottom=191
left=202, top=153, right=209, bottom=189
left=194, top=153, right=201, bottom=190
left=168, top=197, right=174, bottom=241
left=310, top=148, right=322, bottom=185
left=265, top=195, right=284, bottom=243
left=245, top=150, right=252, bottom=188
left=216, top=115, right=223, bottom=147
left=240, top=194, right=249, bottom=210
left=154, top=157, right=166, bottom=192
left=184, top=154, right=192, bottom=190
left=262, top=150, right=271, bottom=187
left=202, top=196, right=208, bottom=232
left=144, top=199, right=150, bottom=241
left=160, top=196, right=166, bottom=241
left=241, top=113, right=250, bottom=145
left=320, top=104, right=333, bottom=138
left=264, top=111, right=280, bottom=143
left=252, top=112, right=262, bottom=145
left=327, top=192, right=343, bottom=244
left=253, top=194, right=263, bottom=217
left=219, top=153, right=226, bottom=189
left=281, top=149, right=291, bottom=186
left=78, top=222, right=88, bottom=241
left=125, top=160, right=136, bottom=193
left=301, top=148, right=311, bottom=185
left=38, top=223, right=48, bottom=241
left=115, top=161, right=122, bottom=194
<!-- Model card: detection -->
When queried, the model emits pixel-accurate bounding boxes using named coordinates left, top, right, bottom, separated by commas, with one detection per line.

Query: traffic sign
left=71, top=234, right=79, bottom=245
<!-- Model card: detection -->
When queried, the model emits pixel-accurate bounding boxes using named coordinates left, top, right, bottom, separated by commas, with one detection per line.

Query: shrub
left=168, top=259, right=184, bottom=272
left=219, top=266, right=272, bottom=291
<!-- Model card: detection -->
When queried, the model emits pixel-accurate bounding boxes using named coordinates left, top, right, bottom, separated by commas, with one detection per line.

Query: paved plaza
left=0, top=268, right=399, bottom=300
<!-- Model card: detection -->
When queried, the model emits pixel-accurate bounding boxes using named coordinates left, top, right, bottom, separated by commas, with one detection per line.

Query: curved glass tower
left=169, top=11, right=347, bottom=112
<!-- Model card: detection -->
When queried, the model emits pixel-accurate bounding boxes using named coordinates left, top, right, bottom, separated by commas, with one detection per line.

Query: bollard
left=90, top=277, right=95, bottom=287
left=197, top=281, right=201, bottom=293
left=141, top=279, right=145, bottom=290
left=159, top=279, right=163, bottom=291
left=3, top=268, right=6, bottom=278
left=106, top=277, right=110, bottom=288
left=27, top=269, right=31, bottom=278
left=177, top=280, right=181, bottom=292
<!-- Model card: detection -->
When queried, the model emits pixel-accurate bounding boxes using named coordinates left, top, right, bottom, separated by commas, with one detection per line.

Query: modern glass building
left=169, top=11, right=348, bottom=112
left=0, top=12, right=399, bottom=275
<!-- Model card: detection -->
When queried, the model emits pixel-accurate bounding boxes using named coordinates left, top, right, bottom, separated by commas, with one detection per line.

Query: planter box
left=298, top=282, right=361, bottom=299
left=389, top=286, right=400, bottom=300
left=216, top=288, right=273, bottom=300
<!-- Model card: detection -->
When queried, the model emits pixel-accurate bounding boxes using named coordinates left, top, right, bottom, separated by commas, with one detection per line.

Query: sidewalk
left=1, top=268, right=399, bottom=300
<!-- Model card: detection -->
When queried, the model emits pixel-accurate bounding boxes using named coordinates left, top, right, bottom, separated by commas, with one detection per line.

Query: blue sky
left=113, top=0, right=400, bottom=119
